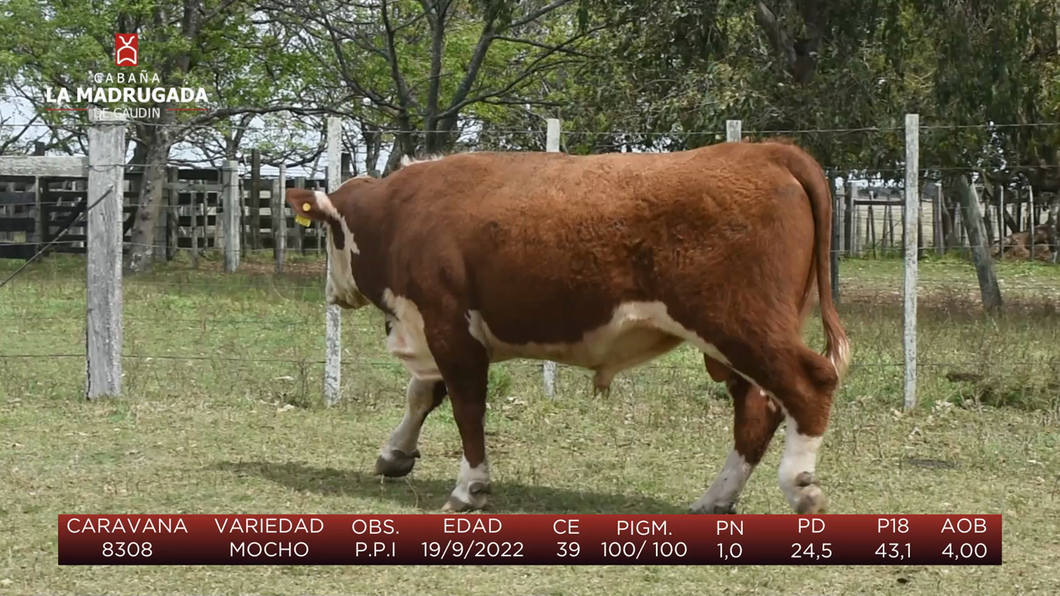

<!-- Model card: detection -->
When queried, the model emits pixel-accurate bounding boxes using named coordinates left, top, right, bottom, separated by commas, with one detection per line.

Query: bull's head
left=285, top=187, right=370, bottom=310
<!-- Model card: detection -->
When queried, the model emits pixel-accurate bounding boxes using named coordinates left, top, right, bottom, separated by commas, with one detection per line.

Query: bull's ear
left=285, top=188, right=338, bottom=225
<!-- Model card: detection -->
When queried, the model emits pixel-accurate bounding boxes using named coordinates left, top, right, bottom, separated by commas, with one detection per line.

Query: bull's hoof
left=374, top=449, right=420, bottom=478
left=791, top=471, right=827, bottom=514
left=688, top=499, right=737, bottom=515
left=441, top=481, right=491, bottom=512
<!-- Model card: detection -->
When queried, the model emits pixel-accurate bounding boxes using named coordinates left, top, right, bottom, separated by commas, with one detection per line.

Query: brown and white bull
left=285, top=140, right=851, bottom=515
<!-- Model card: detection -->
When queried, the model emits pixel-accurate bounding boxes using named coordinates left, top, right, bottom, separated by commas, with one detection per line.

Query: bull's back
left=380, top=144, right=817, bottom=349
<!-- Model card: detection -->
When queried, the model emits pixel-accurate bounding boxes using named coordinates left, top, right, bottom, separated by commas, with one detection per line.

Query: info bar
left=58, top=514, right=1001, bottom=566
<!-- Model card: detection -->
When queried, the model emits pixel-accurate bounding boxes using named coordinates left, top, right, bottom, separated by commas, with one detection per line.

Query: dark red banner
left=57, top=514, right=1001, bottom=565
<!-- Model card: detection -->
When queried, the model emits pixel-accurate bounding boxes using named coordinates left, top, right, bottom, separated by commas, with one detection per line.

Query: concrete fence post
left=542, top=118, right=562, bottom=398
left=726, top=119, right=742, bottom=142
left=903, top=113, right=919, bottom=411
left=85, top=111, right=126, bottom=400
left=222, top=160, right=240, bottom=272
left=324, top=116, right=343, bottom=407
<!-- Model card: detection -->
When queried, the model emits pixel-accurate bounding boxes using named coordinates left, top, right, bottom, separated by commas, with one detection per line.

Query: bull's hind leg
left=689, top=371, right=783, bottom=514
left=375, top=377, right=448, bottom=478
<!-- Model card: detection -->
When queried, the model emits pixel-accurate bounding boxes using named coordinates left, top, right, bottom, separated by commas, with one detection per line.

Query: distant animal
left=285, top=140, right=851, bottom=514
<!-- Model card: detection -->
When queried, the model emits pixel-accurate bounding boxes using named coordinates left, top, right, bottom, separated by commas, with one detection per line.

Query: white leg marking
left=690, top=449, right=753, bottom=513
left=443, top=456, right=491, bottom=511
left=777, top=416, right=824, bottom=512
left=379, top=378, right=436, bottom=461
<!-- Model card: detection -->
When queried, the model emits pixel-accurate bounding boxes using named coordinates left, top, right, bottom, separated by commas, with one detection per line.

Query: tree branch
left=422, top=0, right=451, bottom=130
left=380, top=0, right=416, bottom=120
left=445, top=17, right=498, bottom=116
left=0, top=115, right=40, bottom=154
left=440, top=58, right=579, bottom=119
left=505, top=0, right=575, bottom=31
left=439, top=25, right=602, bottom=119
left=754, top=1, right=797, bottom=76
left=494, top=35, right=597, bottom=58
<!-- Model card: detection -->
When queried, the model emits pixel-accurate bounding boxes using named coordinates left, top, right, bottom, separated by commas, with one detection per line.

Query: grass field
left=2, top=251, right=1059, bottom=595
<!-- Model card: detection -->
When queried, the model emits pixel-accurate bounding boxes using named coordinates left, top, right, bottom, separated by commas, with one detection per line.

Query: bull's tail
left=787, top=148, right=852, bottom=382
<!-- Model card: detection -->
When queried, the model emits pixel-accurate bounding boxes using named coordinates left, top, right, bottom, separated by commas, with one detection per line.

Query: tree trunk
left=950, top=174, right=1002, bottom=313
left=382, top=147, right=405, bottom=176
left=126, top=137, right=173, bottom=274
left=362, top=124, right=382, bottom=178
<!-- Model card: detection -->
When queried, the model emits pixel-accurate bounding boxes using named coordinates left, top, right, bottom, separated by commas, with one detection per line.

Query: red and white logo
left=115, top=34, right=138, bottom=66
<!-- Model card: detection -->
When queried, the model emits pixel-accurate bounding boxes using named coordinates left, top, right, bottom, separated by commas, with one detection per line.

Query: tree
left=262, top=0, right=603, bottom=170
left=0, top=0, right=333, bottom=273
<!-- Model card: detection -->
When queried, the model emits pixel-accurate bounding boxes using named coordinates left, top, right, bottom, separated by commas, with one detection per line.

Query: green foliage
left=3, top=0, right=1059, bottom=186
left=0, top=0, right=315, bottom=139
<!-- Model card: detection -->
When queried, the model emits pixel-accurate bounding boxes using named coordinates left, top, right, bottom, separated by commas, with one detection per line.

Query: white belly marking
left=383, top=289, right=442, bottom=381
left=467, top=301, right=720, bottom=382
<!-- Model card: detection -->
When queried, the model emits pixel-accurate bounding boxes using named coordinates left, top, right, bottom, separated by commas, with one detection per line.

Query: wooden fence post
left=249, top=148, right=261, bottom=251
left=1028, top=184, right=1035, bottom=261
left=845, top=182, right=855, bottom=256
left=29, top=142, right=44, bottom=250
left=903, top=113, right=919, bottom=411
left=85, top=110, right=126, bottom=400
left=294, top=176, right=306, bottom=253
left=166, top=166, right=178, bottom=261
left=222, top=160, right=240, bottom=272
left=341, top=152, right=353, bottom=179
left=542, top=117, right=562, bottom=399
left=273, top=164, right=287, bottom=274
left=998, top=185, right=1005, bottom=247
left=830, top=176, right=841, bottom=304
left=324, top=116, right=343, bottom=407
left=934, top=182, right=944, bottom=256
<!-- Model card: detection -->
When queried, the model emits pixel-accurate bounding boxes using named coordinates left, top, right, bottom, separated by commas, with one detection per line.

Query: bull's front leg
left=375, top=377, right=448, bottom=478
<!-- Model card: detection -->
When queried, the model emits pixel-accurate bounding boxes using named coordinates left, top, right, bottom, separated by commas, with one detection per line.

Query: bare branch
left=441, top=58, right=578, bottom=119
left=445, top=18, right=498, bottom=116
left=380, top=0, right=416, bottom=119
left=0, top=115, right=41, bottom=154
left=494, top=35, right=597, bottom=58
left=439, top=25, right=603, bottom=119
left=505, top=0, right=576, bottom=31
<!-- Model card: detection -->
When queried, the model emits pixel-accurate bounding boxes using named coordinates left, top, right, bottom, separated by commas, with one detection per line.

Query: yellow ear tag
left=295, top=202, right=312, bottom=226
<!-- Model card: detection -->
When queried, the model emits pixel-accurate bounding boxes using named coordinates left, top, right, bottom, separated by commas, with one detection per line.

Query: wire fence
left=1, top=257, right=1058, bottom=414
left=2, top=117, right=1059, bottom=415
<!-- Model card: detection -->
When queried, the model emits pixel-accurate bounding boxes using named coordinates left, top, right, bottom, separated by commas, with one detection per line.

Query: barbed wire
left=4, top=162, right=1060, bottom=178
left=5, top=120, right=1060, bottom=134
left=0, top=352, right=1054, bottom=370
left=3, top=237, right=1058, bottom=258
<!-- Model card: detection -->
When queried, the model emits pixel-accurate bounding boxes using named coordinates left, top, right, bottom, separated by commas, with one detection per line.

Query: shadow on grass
left=212, top=460, right=685, bottom=514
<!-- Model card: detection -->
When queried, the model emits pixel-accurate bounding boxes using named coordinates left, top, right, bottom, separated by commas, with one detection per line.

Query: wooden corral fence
left=836, top=180, right=1059, bottom=262
left=0, top=150, right=358, bottom=265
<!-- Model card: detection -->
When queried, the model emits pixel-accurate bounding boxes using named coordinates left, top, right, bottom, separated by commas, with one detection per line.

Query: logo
left=115, top=34, right=138, bottom=66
